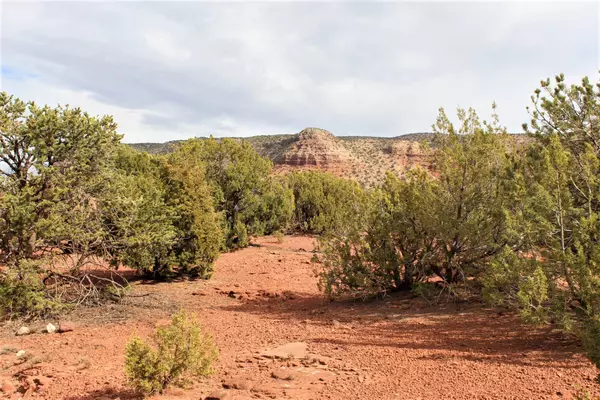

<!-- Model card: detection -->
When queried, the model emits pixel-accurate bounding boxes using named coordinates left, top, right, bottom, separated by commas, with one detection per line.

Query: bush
left=0, top=92, right=121, bottom=263
left=125, top=310, right=218, bottom=395
left=102, top=145, right=223, bottom=279
left=274, top=231, right=285, bottom=243
left=318, top=106, right=520, bottom=299
left=173, top=138, right=293, bottom=250
left=287, top=171, right=366, bottom=235
left=0, top=260, right=64, bottom=320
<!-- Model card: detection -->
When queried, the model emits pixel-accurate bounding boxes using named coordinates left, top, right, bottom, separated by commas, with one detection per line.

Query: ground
left=1, top=236, right=599, bottom=400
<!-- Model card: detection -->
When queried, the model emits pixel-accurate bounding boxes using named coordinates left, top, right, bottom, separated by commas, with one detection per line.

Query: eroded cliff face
left=387, top=141, right=431, bottom=170
left=134, top=129, right=533, bottom=186
left=272, top=127, right=434, bottom=185
left=279, top=128, right=357, bottom=168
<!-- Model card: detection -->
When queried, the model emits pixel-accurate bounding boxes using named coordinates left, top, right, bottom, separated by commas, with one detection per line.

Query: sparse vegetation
left=317, top=74, right=600, bottom=377
left=318, top=105, right=520, bottom=297
left=287, top=170, right=367, bottom=235
left=125, top=310, right=217, bottom=395
left=2, top=73, right=600, bottom=395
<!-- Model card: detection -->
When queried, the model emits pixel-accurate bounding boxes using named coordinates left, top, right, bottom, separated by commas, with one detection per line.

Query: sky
left=0, top=1, right=598, bottom=143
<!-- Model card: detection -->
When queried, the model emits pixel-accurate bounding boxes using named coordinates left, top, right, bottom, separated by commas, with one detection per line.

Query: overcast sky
left=1, top=1, right=598, bottom=143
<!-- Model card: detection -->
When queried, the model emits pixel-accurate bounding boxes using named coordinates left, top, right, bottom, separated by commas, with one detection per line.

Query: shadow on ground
left=64, top=387, right=143, bottom=400
left=218, top=289, right=587, bottom=369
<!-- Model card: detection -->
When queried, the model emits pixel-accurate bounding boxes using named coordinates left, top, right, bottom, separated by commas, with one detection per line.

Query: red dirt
left=1, top=235, right=599, bottom=400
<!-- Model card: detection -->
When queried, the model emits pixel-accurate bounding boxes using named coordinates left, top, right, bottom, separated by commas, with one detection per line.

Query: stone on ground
left=205, top=390, right=230, bottom=400
left=58, top=322, right=74, bottom=333
left=0, top=380, right=15, bottom=394
left=15, top=327, right=30, bottom=336
left=45, top=323, right=57, bottom=334
left=261, top=342, right=307, bottom=359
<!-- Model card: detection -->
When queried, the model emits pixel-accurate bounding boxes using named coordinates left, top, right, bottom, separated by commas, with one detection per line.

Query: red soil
left=1, top=236, right=598, bottom=400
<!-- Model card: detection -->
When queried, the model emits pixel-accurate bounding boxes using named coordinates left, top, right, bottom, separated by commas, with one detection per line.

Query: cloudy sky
left=1, top=1, right=598, bottom=143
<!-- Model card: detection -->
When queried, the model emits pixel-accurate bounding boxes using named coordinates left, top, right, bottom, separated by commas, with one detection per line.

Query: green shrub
left=173, top=138, right=292, bottom=250
left=318, top=104, right=519, bottom=299
left=274, top=231, right=285, bottom=243
left=287, top=171, right=366, bottom=235
left=125, top=310, right=218, bottom=395
left=104, top=145, right=223, bottom=279
left=0, top=260, right=64, bottom=320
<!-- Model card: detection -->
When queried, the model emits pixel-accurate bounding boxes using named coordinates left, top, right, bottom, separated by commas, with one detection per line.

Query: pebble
left=16, top=327, right=30, bottom=336
left=45, top=323, right=57, bottom=334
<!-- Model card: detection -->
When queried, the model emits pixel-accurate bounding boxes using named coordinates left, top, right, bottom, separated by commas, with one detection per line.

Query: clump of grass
left=0, top=346, right=18, bottom=355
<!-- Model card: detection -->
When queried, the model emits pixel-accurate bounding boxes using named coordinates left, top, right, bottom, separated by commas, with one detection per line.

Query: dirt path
left=1, top=236, right=599, bottom=400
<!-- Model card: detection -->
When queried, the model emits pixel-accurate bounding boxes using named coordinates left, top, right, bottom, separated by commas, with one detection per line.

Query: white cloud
left=0, top=1, right=598, bottom=142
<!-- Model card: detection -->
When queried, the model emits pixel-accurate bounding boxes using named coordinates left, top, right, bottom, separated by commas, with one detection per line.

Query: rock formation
left=279, top=128, right=357, bottom=168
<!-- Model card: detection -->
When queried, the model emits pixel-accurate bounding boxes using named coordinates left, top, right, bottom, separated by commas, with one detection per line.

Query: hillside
left=128, top=128, right=438, bottom=185
left=129, top=129, right=531, bottom=186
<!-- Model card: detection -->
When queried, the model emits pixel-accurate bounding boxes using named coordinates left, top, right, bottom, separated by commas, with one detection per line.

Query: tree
left=318, top=106, right=522, bottom=297
left=426, top=105, right=522, bottom=283
left=163, top=144, right=223, bottom=277
left=287, top=171, right=365, bottom=235
left=174, top=138, right=292, bottom=249
left=102, top=145, right=222, bottom=279
left=0, top=92, right=121, bottom=262
left=515, top=74, right=600, bottom=371
left=100, top=146, right=177, bottom=277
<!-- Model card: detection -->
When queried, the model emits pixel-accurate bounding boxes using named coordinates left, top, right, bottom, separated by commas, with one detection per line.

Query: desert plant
left=318, top=105, right=521, bottom=298
left=0, top=260, right=65, bottom=319
left=516, top=73, right=600, bottom=374
left=0, top=92, right=121, bottom=262
left=173, top=138, right=292, bottom=250
left=125, top=310, right=218, bottom=395
left=287, top=170, right=366, bottom=235
left=274, top=231, right=285, bottom=243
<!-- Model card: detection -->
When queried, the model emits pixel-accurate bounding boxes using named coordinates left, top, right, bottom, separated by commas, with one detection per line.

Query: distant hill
left=128, top=129, right=526, bottom=186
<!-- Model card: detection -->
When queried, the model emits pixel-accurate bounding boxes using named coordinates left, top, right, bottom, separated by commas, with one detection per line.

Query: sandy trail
left=0, top=236, right=598, bottom=400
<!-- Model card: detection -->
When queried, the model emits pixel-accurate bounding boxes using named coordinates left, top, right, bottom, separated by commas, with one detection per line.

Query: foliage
left=287, top=171, right=366, bottom=235
left=0, top=260, right=64, bottom=319
left=100, top=146, right=177, bottom=277
left=125, top=310, right=217, bottom=395
left=274, top=230, right=285, bottom=243
left=101, top=145, right=222, bottom=279
left=516, top=74, right=600, bottom=372
left=162, top=145, right=223, bottom=276
left=0, top=92, right=121, bottom=262
left=173, top=138, right=293, bottom=250
left=318, top=106, right=521, bottom=298
left=478, top=73, right=600, bottom=375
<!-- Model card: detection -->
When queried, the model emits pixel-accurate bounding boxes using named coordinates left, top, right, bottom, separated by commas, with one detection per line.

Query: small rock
left=1, top=380, right=15, bottom=394
left=15, top=327, right=30, bottom=336
left=45, top=323, right=57, bottom=334
left=58, top=323, right=74, bottom=333
left=16, top=350, right=26, bottom=359
left=191, top=291, right=207, bottom=296
left=261, top=342, right=307, bottom=359
left=205, top=390, right=230, bottom=400
left=34, top=376, right=51, bottom=387
left=331, top=320, right=342, bottom=327
left=271, top=370, right=296, bottom=381
left=222, top=379, right=252, bottom=390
